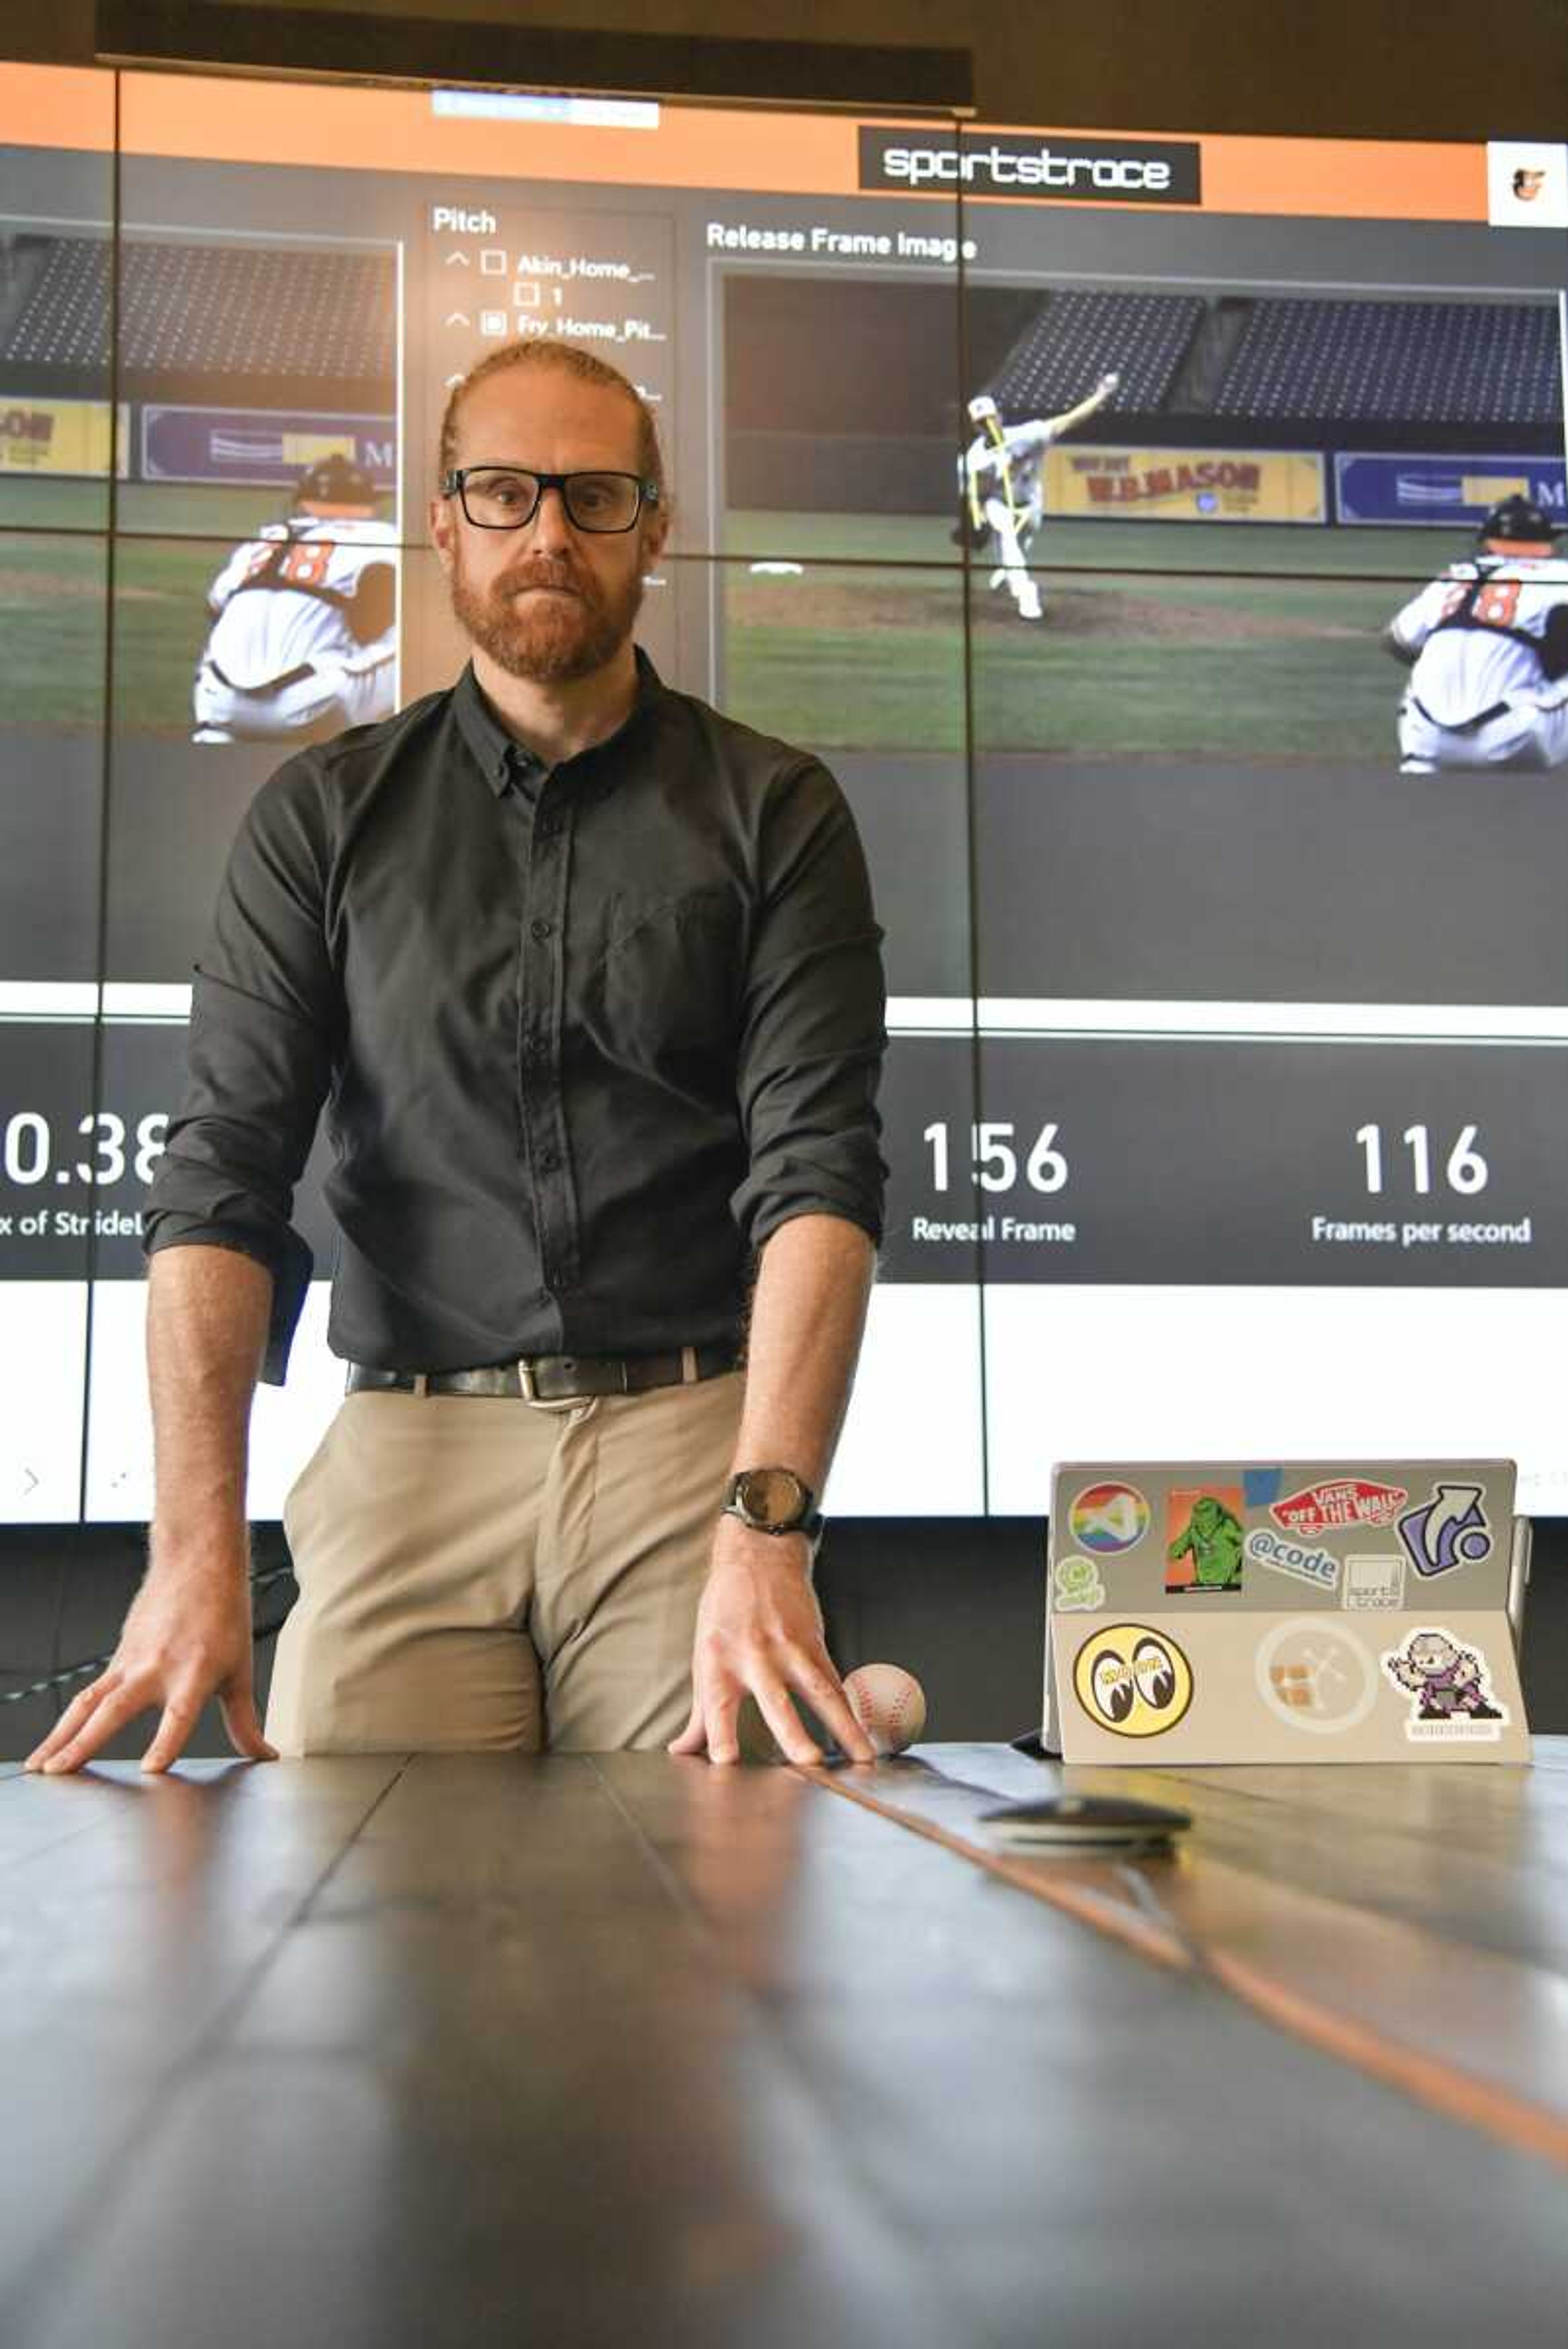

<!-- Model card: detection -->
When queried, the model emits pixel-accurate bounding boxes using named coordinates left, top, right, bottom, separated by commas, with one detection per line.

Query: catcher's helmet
left=1477, top=492, right=1558, bottom=548
left=294, top=453, right=378, bottom=516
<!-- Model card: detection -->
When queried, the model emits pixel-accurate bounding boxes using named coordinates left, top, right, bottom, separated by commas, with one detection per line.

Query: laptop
left=1042, top=1460, right=1531, bottom=1766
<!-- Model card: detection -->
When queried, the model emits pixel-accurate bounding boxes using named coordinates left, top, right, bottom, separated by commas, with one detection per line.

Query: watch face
left=737, top=1468, right=807, bottom=1529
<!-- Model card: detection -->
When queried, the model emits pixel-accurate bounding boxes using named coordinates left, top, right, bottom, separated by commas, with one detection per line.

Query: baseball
left=842, top=1664, right=927, bottom=1757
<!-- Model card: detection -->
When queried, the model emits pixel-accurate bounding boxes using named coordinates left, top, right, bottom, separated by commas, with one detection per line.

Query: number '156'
left=923, top=1121, right=1068, bottom=1194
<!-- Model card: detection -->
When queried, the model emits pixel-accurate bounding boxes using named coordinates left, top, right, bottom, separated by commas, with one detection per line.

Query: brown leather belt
left=345, top=1343, right=735, bottom=1405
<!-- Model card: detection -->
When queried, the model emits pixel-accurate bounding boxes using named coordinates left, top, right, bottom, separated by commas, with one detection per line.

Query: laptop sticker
left=1054, top=1554, right=1107, bottom=1613
left=1244, top=1527, right=1340, bottom=1595
left=1166, top=1488, right=1245, bottom=1594
left=1343, top=1554, right=1406, bottom=1612
left=1072, top=1624, right=1194, bottom=1738
left=1068, top=1481, right=1150, bottom=1554
left=1270, top=1477, right=1408, bottom=1536
left=1397, top=1483, right=1493, bottom=1579
left=1255, top=1619, right=1379, bottom=1734
left=1383, top=1627, right=1508, bottom=1741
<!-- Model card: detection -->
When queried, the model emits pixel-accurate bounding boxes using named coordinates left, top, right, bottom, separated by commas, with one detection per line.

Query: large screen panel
left=0, top=67, right=119, bottom=537
left=0, top=999, right=96, bottom=1523
left=951, top=129, right=1567, bottom=1511
left=0, top=508, right=109, bottom=1518
left=712, top=552, right=984, bottom=1510
left=1, top=59, right=1564, bottom=1519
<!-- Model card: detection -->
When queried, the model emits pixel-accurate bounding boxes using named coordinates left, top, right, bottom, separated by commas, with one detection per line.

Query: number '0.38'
left=2, top=1111, right=169, bottom=1188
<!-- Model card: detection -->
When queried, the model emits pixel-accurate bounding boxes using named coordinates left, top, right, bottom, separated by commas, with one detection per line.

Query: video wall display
left=1, top=61, right=1565, bottom=1517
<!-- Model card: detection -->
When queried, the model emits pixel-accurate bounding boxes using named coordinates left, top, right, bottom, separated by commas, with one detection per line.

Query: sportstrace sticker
left=1255, top=1619, right=1379, bottom=1735
left=1072, top=1624, right=1194, bottom=1738
left=1054, top=1554, right=1107, bottom=1612
left=1343, top=1554, right=1406, bottom=1612
left=1270, top=1478, right=1408, bottom=1538
left=1244, top=1527, right=1339, bottom=1594
left=1069, top=1481, right=1150, bottom=1554
left=1383, top=1627, right=1508, bottom=1741
left=1166, top=1487, right=1245, bottom=1593
left=1396, top=1483, right=1493, bottom=1579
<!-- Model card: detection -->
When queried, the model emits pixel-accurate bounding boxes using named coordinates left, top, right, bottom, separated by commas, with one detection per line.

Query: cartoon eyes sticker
left=1073, top=1625, right=1194, bottom=1737
left=1091, top=1651, right=1135, bottom=1723
left=1133, top=1637, right=1176, bottom=1711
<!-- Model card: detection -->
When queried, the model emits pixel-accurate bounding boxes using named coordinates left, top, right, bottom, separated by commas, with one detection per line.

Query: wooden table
left=5, top=1742, right=1568, bottom=2347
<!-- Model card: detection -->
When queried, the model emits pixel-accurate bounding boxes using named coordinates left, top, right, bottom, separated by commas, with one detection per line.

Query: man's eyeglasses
left=442, top=466, right=659, bottom=534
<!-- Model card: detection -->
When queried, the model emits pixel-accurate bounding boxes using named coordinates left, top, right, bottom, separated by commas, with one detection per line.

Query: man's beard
left=448, top=543, right=645, bottom=684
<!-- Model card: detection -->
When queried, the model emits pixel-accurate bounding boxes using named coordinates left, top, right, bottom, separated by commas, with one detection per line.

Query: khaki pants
left=267, top=1370, right=745, bottom=1756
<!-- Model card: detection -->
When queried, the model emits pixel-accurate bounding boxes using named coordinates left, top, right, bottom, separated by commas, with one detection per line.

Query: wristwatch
left=721, top=1466, right=824, bottom=1543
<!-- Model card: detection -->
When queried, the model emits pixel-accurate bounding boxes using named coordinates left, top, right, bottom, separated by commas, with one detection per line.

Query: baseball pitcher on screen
left=956, top=372, right=1119, bottom=622
left=192, top=454, right=399, bottom=745
left=1385, top=494, right=1568, bottom=774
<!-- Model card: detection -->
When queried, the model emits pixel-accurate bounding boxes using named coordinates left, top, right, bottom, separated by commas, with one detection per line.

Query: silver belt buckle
left=517, top=1354, right=586, bottom=1412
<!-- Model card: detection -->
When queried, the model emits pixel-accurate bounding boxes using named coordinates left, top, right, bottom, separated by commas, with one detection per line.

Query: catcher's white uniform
left=1389, top=554, right=1568, bottom=774
left=193, top=517, right=399, bottom=744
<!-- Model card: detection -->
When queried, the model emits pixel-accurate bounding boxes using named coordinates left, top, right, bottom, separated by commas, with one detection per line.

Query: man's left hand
left=668, top=1521, right=876, bottom=1767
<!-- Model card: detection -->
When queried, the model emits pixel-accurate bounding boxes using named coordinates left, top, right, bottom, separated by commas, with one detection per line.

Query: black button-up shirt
left=142, top=654, right=887, bottom=1383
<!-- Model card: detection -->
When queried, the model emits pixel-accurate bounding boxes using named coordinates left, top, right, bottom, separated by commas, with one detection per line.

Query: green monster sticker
left=1166, top=1491, right=1245, bottom=1594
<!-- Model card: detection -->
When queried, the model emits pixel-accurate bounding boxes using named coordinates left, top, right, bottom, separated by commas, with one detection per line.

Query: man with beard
left=28, top=342, right=884, bottom=1776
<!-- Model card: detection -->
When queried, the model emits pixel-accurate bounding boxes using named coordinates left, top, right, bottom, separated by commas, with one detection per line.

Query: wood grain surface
left=3, top=1746, right=1567, bottom=2347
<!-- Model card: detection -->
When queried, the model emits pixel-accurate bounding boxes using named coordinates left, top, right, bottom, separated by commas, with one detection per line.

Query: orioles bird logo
left=1512, top=168, right=1547, bottom=203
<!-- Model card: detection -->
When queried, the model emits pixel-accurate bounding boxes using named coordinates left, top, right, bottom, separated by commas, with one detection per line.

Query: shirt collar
left=453, top=648, right=666, bottom=799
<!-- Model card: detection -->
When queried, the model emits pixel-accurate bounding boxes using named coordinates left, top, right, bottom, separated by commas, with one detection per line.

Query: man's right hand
left=23, top=1552, right=276, bottom=1776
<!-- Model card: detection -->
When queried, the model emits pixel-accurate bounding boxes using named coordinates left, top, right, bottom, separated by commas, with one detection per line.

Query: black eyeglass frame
left=441, top=465, right=661, bottom=533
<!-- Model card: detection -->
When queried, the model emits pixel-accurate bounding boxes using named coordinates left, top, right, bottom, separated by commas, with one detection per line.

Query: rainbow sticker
left=1069, top=1482, right=1150, bottom=1555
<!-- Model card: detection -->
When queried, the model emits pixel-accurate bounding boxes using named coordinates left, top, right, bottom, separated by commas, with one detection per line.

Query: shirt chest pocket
left=590, top=884, right=746, bottom=1068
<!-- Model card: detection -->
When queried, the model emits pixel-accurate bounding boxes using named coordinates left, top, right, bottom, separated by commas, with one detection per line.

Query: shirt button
left=530, top=918, right=553, bottom=941
left=539, top=1147, right=561, bottom=1172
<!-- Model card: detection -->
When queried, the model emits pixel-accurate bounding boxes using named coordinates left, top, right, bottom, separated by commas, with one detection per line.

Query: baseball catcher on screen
left=192, top=453, right=399, bottom=744
left=1385, top=494, right=1568, bottom=773
left=956, top=370, right=1119, bottom=621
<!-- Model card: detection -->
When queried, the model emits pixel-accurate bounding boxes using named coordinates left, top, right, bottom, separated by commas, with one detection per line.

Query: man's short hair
left=437, top=340, right=666, bottom=503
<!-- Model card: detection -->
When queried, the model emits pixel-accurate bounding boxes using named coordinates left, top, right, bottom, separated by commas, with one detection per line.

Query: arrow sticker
left=1396, top=1482, right=1493, bottom=1578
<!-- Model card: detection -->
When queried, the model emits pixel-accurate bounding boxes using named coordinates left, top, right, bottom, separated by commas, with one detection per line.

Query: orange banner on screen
left=1046, top=447, right=1326, bottom=523
left=0, top=65, right=1489, bottom=222
left=0, top=398, right=130, bottom=477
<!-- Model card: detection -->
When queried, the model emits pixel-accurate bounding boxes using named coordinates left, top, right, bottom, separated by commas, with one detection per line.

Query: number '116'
left=1354, top=1123, right=1488, bottom=1196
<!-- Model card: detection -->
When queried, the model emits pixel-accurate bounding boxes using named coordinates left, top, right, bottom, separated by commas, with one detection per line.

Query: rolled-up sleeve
left=730, top=756, right=887, bottom=1254
left=142, top=755, right=342, bottom=1383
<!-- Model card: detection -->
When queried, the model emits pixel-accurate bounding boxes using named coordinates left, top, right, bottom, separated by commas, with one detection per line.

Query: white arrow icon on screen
left=445, top=312, right=471, bottom=327
left=445, top=252, right=470, bottom=266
